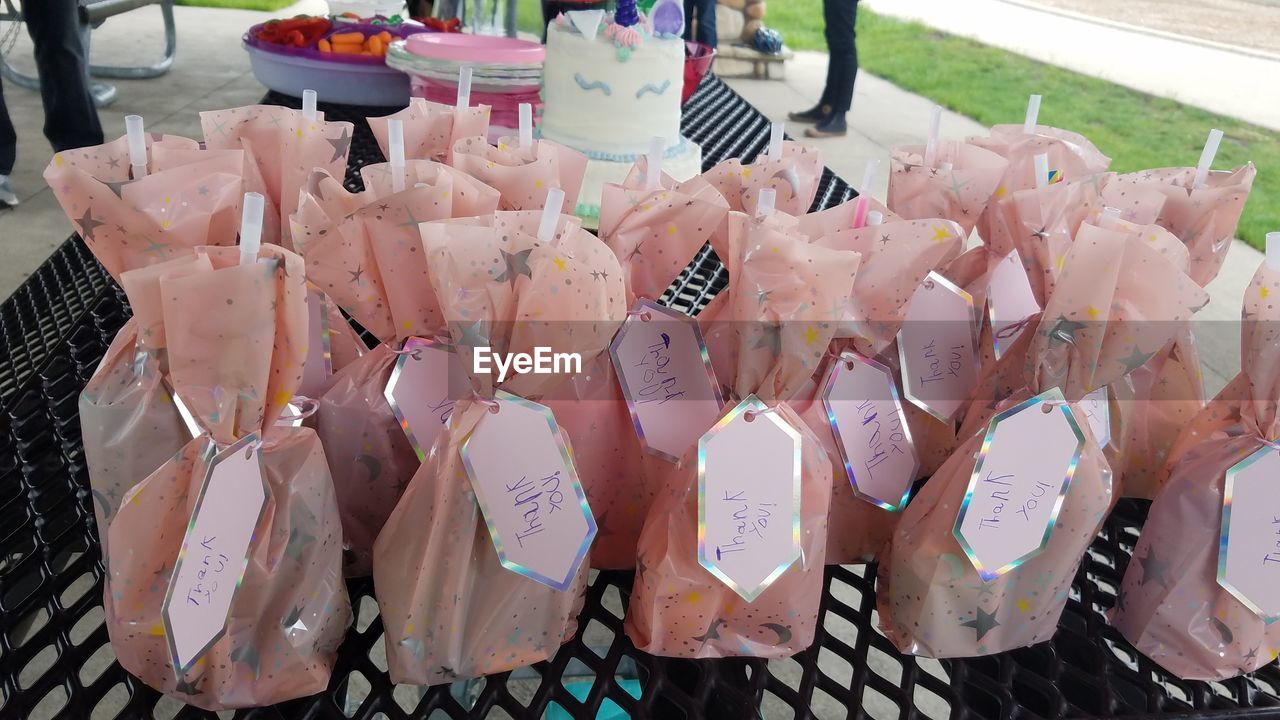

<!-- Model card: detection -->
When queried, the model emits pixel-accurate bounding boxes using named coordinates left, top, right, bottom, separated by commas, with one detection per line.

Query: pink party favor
left=702, top=142, right=824, bottom=216
left=626, top=209, right=860, bottom=658
left=544, top=160, right=731, bottom=569
left=1112, top=260, right=1280, bottom=680
left=368, top=96, right=491, bottom=165
left=889, top=141, right=1009, bottom=235
left=292, top=161, right=501, bottom=576
left=452, top=134, right=588, bottom=213
left=878, top=225, right=1207, bottom=658
left=44, top=134, right=247, bottom=279
left=105, top=244, right=350, bottom=709
left=373, top=211, right=625, bottom=684
left=201, top=104, right=355, bottom=250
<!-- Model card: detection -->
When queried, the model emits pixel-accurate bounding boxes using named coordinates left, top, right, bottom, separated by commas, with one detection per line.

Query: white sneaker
left=0, top=175, right=17, bottom=207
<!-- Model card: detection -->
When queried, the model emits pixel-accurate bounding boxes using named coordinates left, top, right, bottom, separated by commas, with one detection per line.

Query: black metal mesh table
left=2, top=74, right=1280, bottom=720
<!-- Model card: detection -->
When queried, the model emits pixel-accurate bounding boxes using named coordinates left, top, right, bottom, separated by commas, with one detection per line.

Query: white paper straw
left=302, top=89, right=318, bottom=121
left=538, top=187, right=565, bottom=242
left=457, top=66, right=473, bottom=109
left=518, top=103, right=533, bottom=151
left=1267, top=232, right=1280, bottom=271
left=861, top=157, right=880, bottom=195
left=768, top=121, right=784, bottom=161
left=125, top=115, right=147, bottom=179
left=388, top=118, right=405, bottom=193
left=940, top=161, right=954, bottom=172
left=1193, top=128, right=1224, bottom=190
left=757, top=188, right=776, bottom=217
left=1033, top=153, right=1050, bottom=190
left=239, top=192, right=265, bottom=266
left=923, top=104, right=942, bottom=168
left=1023, top=94, right=1042, bottom=134
left=646, top=136, right=665, bottom=191
left=866, top=211, right=884, bottom=226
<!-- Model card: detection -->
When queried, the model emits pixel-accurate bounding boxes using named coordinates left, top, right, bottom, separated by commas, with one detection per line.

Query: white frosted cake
left=541, top=6, right=702, bottom=219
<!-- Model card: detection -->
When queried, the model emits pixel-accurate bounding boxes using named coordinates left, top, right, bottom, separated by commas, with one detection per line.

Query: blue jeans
left=683, top=0, right=717, bottom=48
left=0, top=0, right=104, bottom=175
left=820, top=0, right=859, bottom=115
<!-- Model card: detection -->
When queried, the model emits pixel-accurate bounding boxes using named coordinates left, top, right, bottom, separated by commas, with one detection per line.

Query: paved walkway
left=0, top=3, right=1257, bottom=393
left=863, top=0, right=1280, bottom=132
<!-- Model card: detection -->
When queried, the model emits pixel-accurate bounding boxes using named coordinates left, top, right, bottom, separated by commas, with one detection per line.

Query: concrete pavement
left=862, top=0, right=1280, bottom=132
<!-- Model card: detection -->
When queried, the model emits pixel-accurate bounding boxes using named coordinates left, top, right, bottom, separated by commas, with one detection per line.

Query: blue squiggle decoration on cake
left=574, top=73, right=612, bottom=95
left=573, top=137, right=690, bottom=163
left=635, top=79, right=672, bottom=99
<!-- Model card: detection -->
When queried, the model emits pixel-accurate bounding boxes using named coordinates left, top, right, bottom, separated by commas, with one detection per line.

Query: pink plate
left=404, top=33, right=544, bottom=65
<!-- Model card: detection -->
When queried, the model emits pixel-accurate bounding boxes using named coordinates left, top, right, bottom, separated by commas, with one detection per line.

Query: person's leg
left=24, top=0, right=104, bottom=153
left=695, top=0, right=717, bottom=48
left=0, top=76, right=18, bottom=206
left=807, top=0, right=856, bottom=136
left=791, top=0, right=838, bottom=122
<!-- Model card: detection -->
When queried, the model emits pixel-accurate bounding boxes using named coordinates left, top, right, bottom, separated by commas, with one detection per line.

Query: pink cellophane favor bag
left=544, top=159, right=731, bottom=569
left=971, top=123, right=1111, bottom=248
left=888, top=141, right=1009, bottom=235
left=82, top=254, right=213, bottom=557
left=877, top=227, right=1207, bottom=658
left=703, top=141, right=824, bottom=216
left=368, top=96, right=491, bottom=165
left=984, top=177, right=1102, bottom=304
left=293, top=161, right=501, bottom=576
left=201, top=104, right=355, bottom=250
left=625, top=210, right=860, bottom=658
left=1111, top=260, right=1280, bottom=680
left=105, top=244, right=350, bottom=709
left=451, top=135, right=587, bottom=213
left=373, top=211, right=625, bottom=684
left=44, top=134, right=248, bottom=279
left=1105, top=163, right=1257, bottom=286
left=789, top=217, right=965, bottom=564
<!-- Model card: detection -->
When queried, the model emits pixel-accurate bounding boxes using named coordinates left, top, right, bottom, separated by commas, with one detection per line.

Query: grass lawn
left=175, top=0, right=295, bottom=10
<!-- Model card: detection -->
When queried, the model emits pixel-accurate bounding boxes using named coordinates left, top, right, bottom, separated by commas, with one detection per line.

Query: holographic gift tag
left=385, top=337, right=467, bottom=461
left=609, top=299, right=724, bottom=463
left=1080, top=386, right=1110, bottom=448
left=954, top=387, right=1086, bottom=582
left=1218, top=444, right=1280, bottom=621
left=297, top=287, right=334, bottom=398
left=461, top=391, right=596, bottom=591
left=698, top=395, right=802, bottom=602
left=821, top=351, right=918, bottom=512
left=987, top=249, right=1041, bottom=360
left=898, top=271, right=979, bottom=423
left=162, top=435, right=269, bottom=673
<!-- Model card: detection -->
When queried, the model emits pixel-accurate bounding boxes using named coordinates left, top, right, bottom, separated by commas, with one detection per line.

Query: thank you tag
left=298, top=287, right=333, bottom=398
left=385, top=337, right=467, bottom=460
left=163, top=435, right=269, bottom=673
left=1080, top=387, right=1110, bottom=448
left=698, top=395, right=802, bottom=602
left=1218, top=445, right=1280, bottom=621
left=821, top=352, right=918, bottom=512
left=987, top=249, right=1041, bottom=360
left=609, top=299, right=724, bottom=463
left=954, top=387, right=1086, bottom=581
left=461, top=391, right=596, bottom=591
left=898, top=271, right=979, bottom=423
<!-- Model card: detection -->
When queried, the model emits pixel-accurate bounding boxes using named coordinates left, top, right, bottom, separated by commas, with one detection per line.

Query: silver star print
left=327, top=128, right=352, bottom=163
left=961, top=604, right=1000, bottom=641
left=496, top=249, right=534, bottom=286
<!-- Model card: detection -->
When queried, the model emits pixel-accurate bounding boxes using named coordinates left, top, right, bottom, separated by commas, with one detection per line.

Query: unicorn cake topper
left=614, top=0, right=641, bottom=27
left=650, top=0, right=685, bottom=36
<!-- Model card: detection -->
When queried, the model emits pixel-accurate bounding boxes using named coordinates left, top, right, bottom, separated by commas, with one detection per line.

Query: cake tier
left=541, top=21, right=685, bottom=156
left=572, top=137, right=702, bottom=220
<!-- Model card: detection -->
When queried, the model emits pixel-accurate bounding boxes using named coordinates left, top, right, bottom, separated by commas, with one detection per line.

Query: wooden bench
left=716, top=42, right=793, bottom=79
left=0, top=0, right=176, bottom=108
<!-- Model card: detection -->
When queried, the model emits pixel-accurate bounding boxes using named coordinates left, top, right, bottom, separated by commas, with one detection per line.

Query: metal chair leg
left=88, top=0, right=176, bottom=79
left=0, top=21, right=116, bottom=107
left=0, top=56, right=40, bottom=92
left=77, top=21, right=119, bottom=108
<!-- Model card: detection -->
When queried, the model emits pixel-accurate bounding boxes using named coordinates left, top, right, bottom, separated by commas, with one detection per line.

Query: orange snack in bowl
left=318, top=38, right=332, bottom=52
left=329, top=31, right=365, bottom=44
left=368, top=35, right=383, bottom=56
left=331, top=42, right=363, bottom=54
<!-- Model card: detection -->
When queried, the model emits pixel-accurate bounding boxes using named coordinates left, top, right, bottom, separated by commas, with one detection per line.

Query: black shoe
left=788, top=104, right=830, bottom=124
left=805, top=113, right=848, bottom=138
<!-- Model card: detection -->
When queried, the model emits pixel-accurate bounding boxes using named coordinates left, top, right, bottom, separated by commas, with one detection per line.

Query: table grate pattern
left=2, top=73, right=1279, bottom=720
